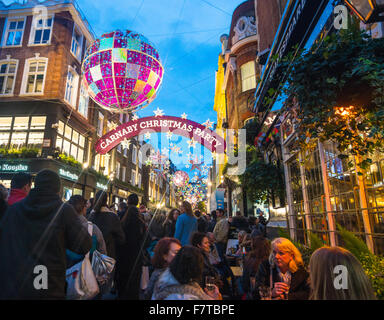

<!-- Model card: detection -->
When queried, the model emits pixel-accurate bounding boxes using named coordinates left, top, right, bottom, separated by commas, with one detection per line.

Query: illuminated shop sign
left=0, top=163, right=29, bottom=172
left=59, top=168, right=79, bottom=182
left=96, top=182, right=108, bottom=191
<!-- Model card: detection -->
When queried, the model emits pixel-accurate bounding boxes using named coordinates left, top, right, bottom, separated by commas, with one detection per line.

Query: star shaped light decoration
left=109, top=122, right=118, bottom=130
left=181, top=113, right=188, bottom=119
left=132, top=113, right=139, bottom=121
left=144, top=132, right=151, bottom=140
left=121, top=138, right=131, bottom=150
left=187, top=138, right=197, bottom=149
left=161, top=147, right=169, bottom=156
left=145, top=159, right=153, bottom=166
left=203, top=119, right=214, bottom=129
left=166, top=131, right=173, bottom=140
left=154, top=107, right=164, bottom=117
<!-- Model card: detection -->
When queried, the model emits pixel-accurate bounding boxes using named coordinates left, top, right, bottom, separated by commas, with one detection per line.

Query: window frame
left=20, top=57, right=48, bottom=95
left=0, top=59, right=18, bottom=96
left=70, top=23, right=84, bottom=61
left=28, top=13, right=54, bottom=46
left=240, top=60, right=257, bottom=92
left=2, top=16, right=27, bottom=47
left=64, top=65, right=79, bottom=108
left=131, top=169, right=136, bottom=186
left=78, top=80, right=89, bottom=118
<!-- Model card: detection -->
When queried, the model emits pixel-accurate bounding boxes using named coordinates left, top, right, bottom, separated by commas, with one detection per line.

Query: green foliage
left=239, top=146, right=284, bottom=204
left=275, top=24, right=384, bottom=169
left=336, top=224, right=371, bottom=260
left=0, top=147, right=40, bottom=158
left=57, top=153, right=82, bottom=171
left=360, top=253, right=384, bottom=300
left=86, top=167, right=109, bottom=183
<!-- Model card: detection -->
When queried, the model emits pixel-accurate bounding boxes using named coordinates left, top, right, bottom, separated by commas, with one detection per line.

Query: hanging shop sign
left=59, top=168, right=79, bottom=182
left=95, top=115, right=226, bottom=155
left=96, top=182, right=108, bottom=191
left=0, top=163, right=29, bottom=173
left=118, top=189, right=128, bottom=198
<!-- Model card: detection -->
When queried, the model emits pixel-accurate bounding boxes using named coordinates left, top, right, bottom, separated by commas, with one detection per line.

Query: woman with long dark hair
left=174, top=201, right=197, bottom=246
left=163, top=208, right=180, bottom=237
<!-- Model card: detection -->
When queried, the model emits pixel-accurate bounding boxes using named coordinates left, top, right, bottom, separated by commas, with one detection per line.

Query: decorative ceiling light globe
left=172, top=171, right=189, bottom=188
left=82, top=30, right=164, bottom=113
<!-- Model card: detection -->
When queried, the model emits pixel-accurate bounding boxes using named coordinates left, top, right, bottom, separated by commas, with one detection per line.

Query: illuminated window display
left=55, top=121, right=85, bottom=162
left=0, top=116, right=46, bottom=148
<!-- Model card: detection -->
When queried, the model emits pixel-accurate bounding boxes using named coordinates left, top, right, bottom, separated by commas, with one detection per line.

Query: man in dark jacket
left=8, top=172, right=32, bottom=206
left=0, top=169, right=92, bottom=299
left=116, top=193, right=147, bottom=299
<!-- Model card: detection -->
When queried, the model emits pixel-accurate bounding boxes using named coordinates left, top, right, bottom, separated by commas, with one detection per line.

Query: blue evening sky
left=76, top=0, right=246, bottom=174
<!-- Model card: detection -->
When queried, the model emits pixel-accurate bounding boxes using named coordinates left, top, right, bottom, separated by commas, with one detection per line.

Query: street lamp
left=344, top=0, right=384, bottom=23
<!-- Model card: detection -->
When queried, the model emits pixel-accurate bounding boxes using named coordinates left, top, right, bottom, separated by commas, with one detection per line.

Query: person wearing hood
left=0, top=169, right=92, bottom=299
left=88, top=190, right=125, bottom=260
left=116, top=193, right=147, bottom=300
left=8, top=172, right=32, bottom=206
left=151, top=245, right=222, bottom=300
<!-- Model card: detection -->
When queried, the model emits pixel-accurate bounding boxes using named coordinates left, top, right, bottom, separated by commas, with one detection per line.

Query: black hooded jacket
left=0, top=189, right=92, bottom=300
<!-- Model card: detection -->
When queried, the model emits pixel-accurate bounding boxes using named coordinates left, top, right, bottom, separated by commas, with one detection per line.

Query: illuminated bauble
left=82, top=30, right=164, bottom=113
left=172, top=171, right=189, bottom=188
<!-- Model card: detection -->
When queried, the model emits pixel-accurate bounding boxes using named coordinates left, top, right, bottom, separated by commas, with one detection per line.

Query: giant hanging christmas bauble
left=172, top=171, right=189, bottom=188
left=82, top=30, right=164, bottom=113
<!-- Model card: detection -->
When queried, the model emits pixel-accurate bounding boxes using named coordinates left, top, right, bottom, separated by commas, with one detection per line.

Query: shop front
left=0, top=158, right=99, bottom=202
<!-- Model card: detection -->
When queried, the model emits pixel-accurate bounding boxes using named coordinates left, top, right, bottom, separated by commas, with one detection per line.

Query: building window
left=22, top=58, right=48, bottom=94
left=64, top=66, right=79, bottom=107
left=97, top=112, right=104, bottom=136
left=0, top=115, right=46, bottom=149
left=241, top=60, right=256, bottom=92
left=138, top=149, right=142, bottom=169
left=137, top=173, right=141, bottom=189
left=29, top=14, right=54, bottom=45
left=78, top=82, right=89, bottom=118
left=55, top=121, right=85, bottom=162
left=132, top=145, right=137, bottom=164
left=131, top=169, right=136, bottom=185
left=71, top=24, right=83, bottom=61
left=3, top=18, right=25, bottom=46
left=121, top=166, right=126, bottom=182
left=116, top=162, right=120, bottom=180
left=0, top=60, right=17, bottom=95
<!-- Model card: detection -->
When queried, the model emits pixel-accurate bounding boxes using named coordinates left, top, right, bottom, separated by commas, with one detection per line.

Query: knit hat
left=34, top=169, right=61, bottom=194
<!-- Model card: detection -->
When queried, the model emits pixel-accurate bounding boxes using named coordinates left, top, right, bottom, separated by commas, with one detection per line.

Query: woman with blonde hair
left=309, top=246, right=376, bottom=300
left=255, top=237, right=310, bottom=300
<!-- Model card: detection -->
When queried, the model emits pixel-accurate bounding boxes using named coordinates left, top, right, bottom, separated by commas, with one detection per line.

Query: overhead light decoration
left=82, top=30, right=164, bottom=113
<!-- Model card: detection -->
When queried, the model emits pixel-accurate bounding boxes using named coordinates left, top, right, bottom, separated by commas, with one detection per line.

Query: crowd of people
left=0, top=169, right=378, bottom=300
